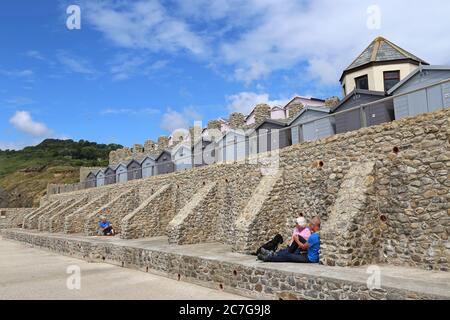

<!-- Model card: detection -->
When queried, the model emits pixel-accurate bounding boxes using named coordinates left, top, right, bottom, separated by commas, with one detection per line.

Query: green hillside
left=0, top=139, right=122, bottom=208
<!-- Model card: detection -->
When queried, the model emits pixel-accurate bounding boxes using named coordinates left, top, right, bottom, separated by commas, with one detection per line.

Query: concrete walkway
left=2, top=229, right=449, bottom=300
left=0, top=236, right=248, bottom=300
left=28, top=230, right=449, bottom=299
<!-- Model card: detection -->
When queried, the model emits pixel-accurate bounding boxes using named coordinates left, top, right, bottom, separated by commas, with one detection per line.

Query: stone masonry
left=121, top=185, right=175, bottom=239
left=64, top=193, right=110, bottom=234
left=16, top=108, right=450, bottom=272
left=254, top=104, right=271, bottom=125
left=168, top=182, right=219, bottom=245
left=84, top=188, right=141, bottom=236
left=0, top=208, right=34, bottom=229
left=229, top=112, right=246, bottom=129
left=2, top=229, right=448, bottom=300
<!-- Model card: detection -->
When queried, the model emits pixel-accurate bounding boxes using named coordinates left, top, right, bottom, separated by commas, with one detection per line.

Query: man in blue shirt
left=259, top=216, right=321, bottom=263
left=98, top=215, right=115, bottom=236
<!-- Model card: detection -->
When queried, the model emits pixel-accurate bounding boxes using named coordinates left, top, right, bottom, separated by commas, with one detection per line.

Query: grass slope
left=0, top=139, right=122, bottom=207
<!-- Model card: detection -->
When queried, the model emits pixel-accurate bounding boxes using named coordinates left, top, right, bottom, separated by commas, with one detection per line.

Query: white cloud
left=57, top=51, right=98, bottom=76
left=84, top=0, right=207, bottom=56
left=160, top=107, right=202, bottom=133
left=81, top=0, right=450, bottom=86
left=25, top=50, right=45, bottom=61
left=9, top=111, right=53, bottom=137
left=100, top=108, right=160, bottom=115
left=226, top=92, right=288, bottom=114
left=0, top=141, right=30, bottom=151
left=216, top=0, right=450, bottom=84
left=4, top=96, right=35, bottom=106
left=0, top=69, right=33, bottom=78
left=109, top=53, right=169, bottom=81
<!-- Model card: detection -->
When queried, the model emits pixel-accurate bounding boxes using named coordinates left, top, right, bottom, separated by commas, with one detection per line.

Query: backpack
left=255, top=234, right=284, bottom=255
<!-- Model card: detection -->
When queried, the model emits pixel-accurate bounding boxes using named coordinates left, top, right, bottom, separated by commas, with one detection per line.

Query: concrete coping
left=2, top=229, right=449, bottom=299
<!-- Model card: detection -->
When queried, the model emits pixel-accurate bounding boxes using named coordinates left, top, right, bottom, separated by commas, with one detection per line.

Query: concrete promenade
left=0, top=236, right=247, bottom=300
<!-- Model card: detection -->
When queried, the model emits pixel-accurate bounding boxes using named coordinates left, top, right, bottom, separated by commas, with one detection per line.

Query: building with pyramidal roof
left=340, top=36, right=429, bottom=95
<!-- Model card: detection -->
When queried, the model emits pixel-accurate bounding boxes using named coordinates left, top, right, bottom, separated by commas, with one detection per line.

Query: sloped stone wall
left=24, top=200, right=61, bottom=229
left=48, top=196, right=89, bottom=233
left=64, top=193, right=110, bottom=234
left=24, top=109, right=450, bottom=271
left=38, top=198, right=77, bottom=231
left=0, top=208, right=34, bottom=229
left=168, top=182, right=219, bottom=244
left=121, top=185, right=174, bottom=239
left=234, top=169, right=285, bottom=253
left=84, top=189, right=141, bottom=236
left=320, top=162, right=381, bottom=267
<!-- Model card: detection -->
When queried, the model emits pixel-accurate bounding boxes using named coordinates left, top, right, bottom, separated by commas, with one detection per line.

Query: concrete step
left=1, top=228, right=448, bottom=300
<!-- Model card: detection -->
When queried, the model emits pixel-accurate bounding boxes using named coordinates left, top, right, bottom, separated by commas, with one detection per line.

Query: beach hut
left=155, top=150, right=174, bottom=175
left=216, top=129, right=249, bottom=163
left=85, top=171, right=97, bottom=188
left=192, top=138, right=216, bottom=167
left=96, top=170, right=105, bottom=187
left=251, top=119, right=291, bottom=153
left=388, top=66, right=450, bottom=119
left=115, top=163, right=128, bottom=183
left=289, top=106, right=334, bottom=143
left=331, top=89, right=389, bottom=134
left=127, top=159, right=142, bottom=181
left=104, top=166, right=116, bottom=185
left=141, top=156, right=156, bottom=179
left=172, top=143, right=192, bottom=172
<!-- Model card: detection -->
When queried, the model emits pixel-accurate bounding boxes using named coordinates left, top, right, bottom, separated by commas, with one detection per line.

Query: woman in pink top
left=288, top=216, right=311, bottom=253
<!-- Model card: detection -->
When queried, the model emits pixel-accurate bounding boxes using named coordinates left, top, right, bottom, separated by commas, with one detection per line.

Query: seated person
left=287, top=216, right=311, bottom=253
left=98, top=216, right=114, bottom=236
left=258, top=216, right=321, bottom=264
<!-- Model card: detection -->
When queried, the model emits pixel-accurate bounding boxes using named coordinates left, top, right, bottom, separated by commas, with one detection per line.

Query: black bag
left=255, top=234, right=284, bottom=255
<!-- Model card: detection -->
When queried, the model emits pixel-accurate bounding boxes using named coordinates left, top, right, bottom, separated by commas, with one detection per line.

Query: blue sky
left=1, top=0, right=449, bottom=150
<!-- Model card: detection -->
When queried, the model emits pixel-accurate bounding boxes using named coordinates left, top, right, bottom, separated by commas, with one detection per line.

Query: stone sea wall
left=21, top=109, right=450, bottom=271
left=1, top=229, right=446, bottom=300
left=0, top=208, right=34, bottom=229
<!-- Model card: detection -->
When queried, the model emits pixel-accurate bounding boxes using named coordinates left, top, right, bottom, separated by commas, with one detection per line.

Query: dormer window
left=355, top=75, right=369, bottom=90
left=383, top=70, right=400, bottom=91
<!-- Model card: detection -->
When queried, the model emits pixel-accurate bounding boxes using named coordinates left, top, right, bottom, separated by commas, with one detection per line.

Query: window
left=355, top=75, right=369, bottom=90
left=0, top=211, right=6, bottom=219
left=383, top=70, right=400, bottom=91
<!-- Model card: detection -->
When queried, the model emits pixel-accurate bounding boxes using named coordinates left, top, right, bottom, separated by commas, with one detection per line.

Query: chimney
left=157, top=136, right=169, bottom=151
left=132, top=144, right=143, bottom=153
left=254, top=104, right=271, bottom=125
left=324, top=96, right=340, bottom=108
left=229, top=112, right=246, bottom=129
left=288, top=103, right=304, bottom=119
left=207, top=119, right=222, bottom=130
left=144, top=139, right=156, bottom=153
